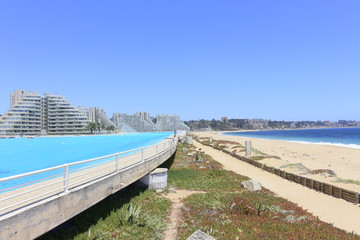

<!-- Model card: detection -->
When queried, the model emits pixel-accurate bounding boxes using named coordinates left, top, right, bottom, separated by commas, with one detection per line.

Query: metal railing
left=0, top=136, right=177, bottom=216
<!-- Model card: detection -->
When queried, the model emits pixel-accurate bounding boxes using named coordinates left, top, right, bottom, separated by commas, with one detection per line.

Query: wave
left=220, top=132, right=360, bottom=149
left=286, top=141, right=360, bottom=149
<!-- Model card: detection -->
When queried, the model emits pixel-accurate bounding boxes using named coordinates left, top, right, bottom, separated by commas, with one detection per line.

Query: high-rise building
left=89, top=107, right=116, bottom=128
left=44, top=93, right=90, bottom=134
left=112, top=112, right=159, bottom=132
left=0, top=90, right=43, bottom=135
left=0, top=90, right=90, bottom=136
left=155, top=114, right=190, bottom=132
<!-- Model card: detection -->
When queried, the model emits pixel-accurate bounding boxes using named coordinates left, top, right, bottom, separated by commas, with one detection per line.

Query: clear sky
left=0, top=1, right=359, bottom=121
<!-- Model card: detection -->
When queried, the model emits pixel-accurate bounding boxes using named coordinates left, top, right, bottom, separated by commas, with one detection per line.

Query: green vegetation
left=37, top=188, right=171, bottom=240
left=249, top=156, right=269, bottom=161
left=335, top=178, right=360, bottom=185
left=86, top=122, right=98, bottom=134
left=172, top=143, right=360, bottom=240
left=200, top=138, right=269, bottom=159
left=169, top=168, right=248, bottom=192
left=250, top=146, right=266, bottom=156
left=106, top=125, right=116, bottom=132
left=280, top=163, right=311, bottom=173
left=39, top=142, right=360, bottom=240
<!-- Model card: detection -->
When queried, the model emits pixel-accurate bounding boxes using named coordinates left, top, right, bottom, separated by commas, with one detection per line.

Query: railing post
left=116, top=153, right=119, bottom=171
left=141, top=149, right=144, bottom=162
left=64, top=164, right=69, bottom=193
left=164, top=142, right=165, bottom=151
left=156, top=144, right=158, bottom=155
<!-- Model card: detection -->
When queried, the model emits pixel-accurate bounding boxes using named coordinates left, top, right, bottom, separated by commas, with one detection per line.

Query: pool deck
left=0, top=137, right=177, bottom=240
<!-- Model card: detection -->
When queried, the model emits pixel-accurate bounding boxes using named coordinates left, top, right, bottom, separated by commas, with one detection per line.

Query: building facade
left=89, top=107, right=116, bottom=128
left=0, top=90, right=43, bottom=135
left=112, top=112, right=159, bottom=133
left=155, top=114, right=190, bottom=132
left=0, top=90, right=190, bottom=136
left=44, top=93, right=89, bottom=135
left=0, top=90, right=90, bottom=136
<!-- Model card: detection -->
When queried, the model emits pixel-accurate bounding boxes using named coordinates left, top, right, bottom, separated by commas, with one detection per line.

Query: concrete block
left=187, top=230, right=216, bottom=240
left=241, top=179, right=262, bottom=192
left=139, top=168, right=168, bottom=189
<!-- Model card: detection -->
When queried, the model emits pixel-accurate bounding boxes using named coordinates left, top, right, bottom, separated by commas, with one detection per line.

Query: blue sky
left=0, top=1, right=359, bottom=121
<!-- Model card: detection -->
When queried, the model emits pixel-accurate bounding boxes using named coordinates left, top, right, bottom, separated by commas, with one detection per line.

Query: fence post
left=156, top=144, right=158, bottom=155
left=64, top=164, right=69, bottom=193
left=329, top=185, right=333, bottom=196
left=141, top=149, right=144, bottom=162
left=245, top=141, right=251, bottom=156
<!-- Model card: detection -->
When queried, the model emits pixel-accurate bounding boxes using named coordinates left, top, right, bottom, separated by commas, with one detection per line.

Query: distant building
left=44, top=93, right=89, bottom=135
left=0, top=90, right=43, bottom=135
left=136, top=112, right=158, bottom=129
left=0, top=90, right=90, bottom=136
left=221, top=116, right=228, bottom=123
left=155, top=114, right=190, bottom=132
left=0, top=89, right=189, bottom=136
left=112, top=112, right=159, bottom=133
left=88, top=107, right=116, bottom=128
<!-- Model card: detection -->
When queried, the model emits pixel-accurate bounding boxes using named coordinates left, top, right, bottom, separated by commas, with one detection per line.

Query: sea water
left=0, top=132, right=173, bottom=179
left=223, top=128, right=360, bottom=149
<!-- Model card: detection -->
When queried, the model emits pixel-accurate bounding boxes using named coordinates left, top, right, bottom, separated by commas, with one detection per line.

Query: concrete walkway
left=194, top=141, right=360, bottom=235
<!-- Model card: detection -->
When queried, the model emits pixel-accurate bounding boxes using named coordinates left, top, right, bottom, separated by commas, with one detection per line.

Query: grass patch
left=176, top=191, right=360, bottom=240
left=168, top=168, right=248, bottom=191
left=249, top=156, right=269, bottom=161
left=37, top=187, right=171, bottom=240
left=38, top=141, right=360, bottom=240
left=250, top=147, right=267, bottom=156
left=335, top=178, right=360, bottom=185
left=171, top=141, right=360, bottom=240
left=280, top=163, right=310, bottom=172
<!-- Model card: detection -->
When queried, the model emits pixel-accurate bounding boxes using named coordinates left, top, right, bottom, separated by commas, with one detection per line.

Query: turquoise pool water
left=0, top=132, right=173, bottom=179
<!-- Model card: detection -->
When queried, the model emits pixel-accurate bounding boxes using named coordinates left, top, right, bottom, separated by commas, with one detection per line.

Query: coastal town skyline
left=0, top=89, right=190, bottom=136
left=1, top=1, right=359, bottom=121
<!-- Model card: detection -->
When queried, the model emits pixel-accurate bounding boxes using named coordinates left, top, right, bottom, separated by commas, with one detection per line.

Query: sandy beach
left=193, top=131, right=360, bottom=193
left=191, top=133, right=360, bottom=235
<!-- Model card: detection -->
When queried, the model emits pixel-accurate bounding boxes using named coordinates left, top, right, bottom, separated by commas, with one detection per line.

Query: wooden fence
left=197, top=139, right=360, bottom=204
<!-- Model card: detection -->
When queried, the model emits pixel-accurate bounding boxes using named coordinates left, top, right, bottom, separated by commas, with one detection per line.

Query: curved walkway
left=194, top=140, right=360, bottom=235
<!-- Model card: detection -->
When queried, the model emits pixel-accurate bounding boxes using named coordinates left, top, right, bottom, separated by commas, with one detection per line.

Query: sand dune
left=193, top=131, right=360, bottom=193
left=192, top=132, right=360, bottom=235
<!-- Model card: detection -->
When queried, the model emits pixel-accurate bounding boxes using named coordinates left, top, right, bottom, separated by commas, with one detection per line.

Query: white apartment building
left=0, top=90, right=43, bottom=135
left=44, top=93, right=90, bottom=135
left=88, top=107, right=116, bottom=127
left=0, top=90, right=90, bottom=136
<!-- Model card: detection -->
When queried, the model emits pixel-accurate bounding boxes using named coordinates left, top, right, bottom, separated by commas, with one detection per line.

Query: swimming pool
left=0, top=132, right=173, bottom=179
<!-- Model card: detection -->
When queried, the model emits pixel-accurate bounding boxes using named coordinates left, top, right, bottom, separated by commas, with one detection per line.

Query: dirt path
left=193, top=140, right=360, bottom=235
left=163, top=190, right=204, bottom=240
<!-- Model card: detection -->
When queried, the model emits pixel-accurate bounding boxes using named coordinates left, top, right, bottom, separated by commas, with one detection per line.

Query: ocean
left=222, top=128, right=360, bottom=149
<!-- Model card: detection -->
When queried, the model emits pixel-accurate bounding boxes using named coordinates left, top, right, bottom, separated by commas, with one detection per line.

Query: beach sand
left=193, top=131, right=360, bottom=193
left=191, top=133, right=360, bottom=235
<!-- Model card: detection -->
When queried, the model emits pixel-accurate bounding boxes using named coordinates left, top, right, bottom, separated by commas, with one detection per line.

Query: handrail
left=0, top=137, right=174, bottom=183
left=0, top=136, right=178, bottom=216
